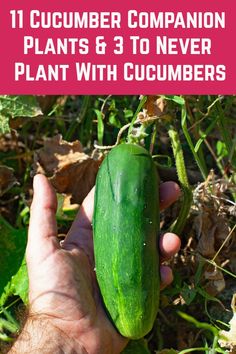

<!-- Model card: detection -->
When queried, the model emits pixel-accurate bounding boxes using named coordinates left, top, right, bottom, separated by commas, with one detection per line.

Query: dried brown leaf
left=194, top=212, right=216, bottom=258
left=203, top=264, right=225, bottom=295
left=33, top=135, right=85, bottom=173
left=51, top=158, right=100, bottom=204
left=229, top=248, right=236, bottom=274
left=219, top=294, right=236, bottom=351
left=138, top=96, right=171, bottom=124
left=33, top=135, right=102, bottom=204
left=145, top=95, right=167, bottom=117
left=184, top=172, right=236, bottom=296
left=192, top=209, right=231, bottom=294
left=36, top=95, right=61, bottom=114
left=0, top=166, right=18, bottom=196
left=62, top=194, right=79, bottom=212
left=177, top=322, right=196, bottom=350
left=0, top=134, right=25, bottom=152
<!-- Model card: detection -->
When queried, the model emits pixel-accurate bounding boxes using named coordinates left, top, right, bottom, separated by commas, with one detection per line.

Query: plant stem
left=168, top=125, right=193, bottom=235
left=149, top=123, right=157, bottom=155
left=216, top=100, right=232, bottom=160
left=65, top=96, right=91, bottom=141
left=127, top=96, right=147, bottom=138
left=181, top=104, right=208, bottom=180
left=179, top=348, right=209, bottom=354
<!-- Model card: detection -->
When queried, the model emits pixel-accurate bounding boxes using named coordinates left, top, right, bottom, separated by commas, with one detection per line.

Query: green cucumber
left=93, top=143, right=160, bottom=339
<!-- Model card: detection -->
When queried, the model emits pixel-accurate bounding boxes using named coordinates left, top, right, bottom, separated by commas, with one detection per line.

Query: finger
left=63, top=188, right=95, bottom=254
left=160, top=266, right=173, bottom=290
left=75, top=187, right=95, bottom=229
left=27, top=174, right=59, bottom=264
left=159, top=181, right=181, bottom=211
left=159, top=232, right=181, bottom=261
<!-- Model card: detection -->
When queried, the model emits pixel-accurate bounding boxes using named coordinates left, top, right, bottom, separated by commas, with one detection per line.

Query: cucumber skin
left=93, top=143, right=160, bottom=339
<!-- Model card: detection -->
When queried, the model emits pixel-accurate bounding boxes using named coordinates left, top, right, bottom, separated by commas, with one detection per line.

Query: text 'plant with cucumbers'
left=93, top=143, right=160, bottom=339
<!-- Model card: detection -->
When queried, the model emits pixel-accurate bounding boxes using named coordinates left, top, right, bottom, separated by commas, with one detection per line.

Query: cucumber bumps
left=93, top=143, right=160, bottom=339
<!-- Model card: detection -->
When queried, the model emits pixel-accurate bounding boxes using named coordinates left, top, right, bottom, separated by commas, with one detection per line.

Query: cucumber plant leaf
left=0, top=114, right=10, bottom=134
left=163, top=95, right=185, bottom=106
left=0, top=95, right=42, bottom=134
left=0, top=216, right=28, bottom=305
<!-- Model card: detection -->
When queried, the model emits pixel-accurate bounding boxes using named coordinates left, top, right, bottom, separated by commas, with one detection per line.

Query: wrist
left=9, top=315, right=86, bottom=354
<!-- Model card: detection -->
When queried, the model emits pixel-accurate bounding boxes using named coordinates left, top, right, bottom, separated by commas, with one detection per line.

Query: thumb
left=27, top=174, right=59, bottom=266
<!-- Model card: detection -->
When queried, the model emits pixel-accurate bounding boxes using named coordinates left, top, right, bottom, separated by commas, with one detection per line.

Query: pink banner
left=0, top=0, right=235, bottom=94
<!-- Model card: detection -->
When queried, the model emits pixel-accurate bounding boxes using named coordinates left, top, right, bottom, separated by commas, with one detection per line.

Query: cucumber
left=93, top=143, right=160, bottom=339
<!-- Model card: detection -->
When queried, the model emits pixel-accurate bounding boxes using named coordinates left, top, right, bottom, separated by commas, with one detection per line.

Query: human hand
left=11, top=174, right=181, bottom=354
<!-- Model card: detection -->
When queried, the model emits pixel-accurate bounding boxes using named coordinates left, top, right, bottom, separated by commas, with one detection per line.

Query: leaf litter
left=0, top=166, right=18, bottom=196
left=32, top=135, right=103, bottom=204
left=219, top=294, right=236, bottom=351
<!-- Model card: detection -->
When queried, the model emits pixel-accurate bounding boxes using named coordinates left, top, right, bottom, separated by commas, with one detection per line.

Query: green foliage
left=122, top=339, right=151, bottom=354
left=216, top=141, right=228, bottom=161
left=0, top=95, right=42, bottom=134
left=0, top=308, right=20, bottom=342
left=168, top=125, right=193, bottom=234
left=163, top=95, right=185, bottom=106
left=0, top=114, right=10, bottom=135
left=56, top=193, right=79, bottom=223
left=0, top=217, right=28, bottom=343
left=0, top=216, right=28, bottom=306
left=94, top=108, right=104, bottom=145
